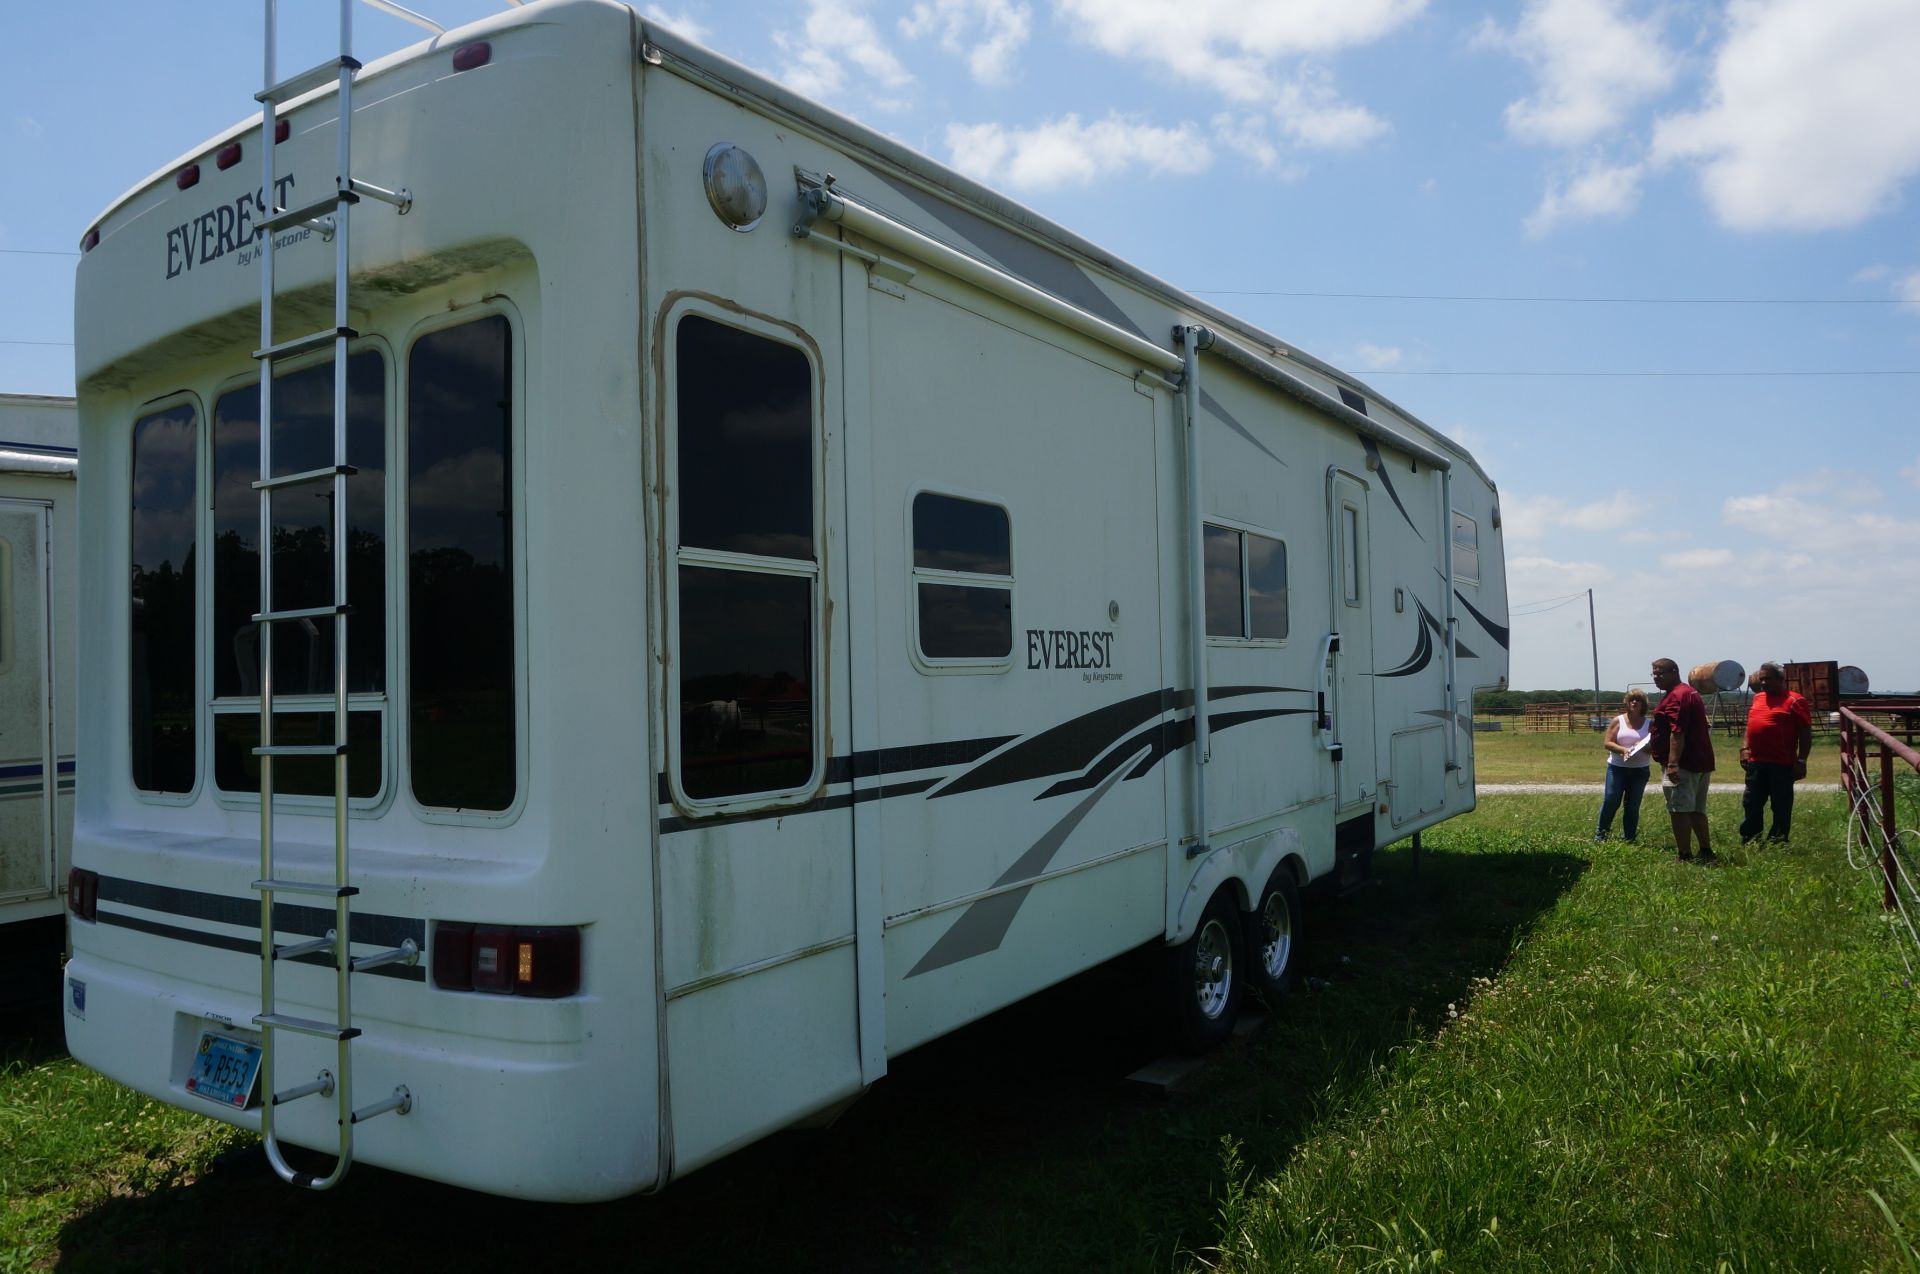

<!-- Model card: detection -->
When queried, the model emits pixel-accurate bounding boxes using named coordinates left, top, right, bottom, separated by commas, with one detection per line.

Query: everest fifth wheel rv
left=65, top=0, right=1509, bottom=1201
left=0, top=394, right=76, bottom=1008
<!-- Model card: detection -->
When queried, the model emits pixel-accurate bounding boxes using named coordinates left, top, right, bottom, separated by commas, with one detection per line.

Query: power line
left=1188, top=288, right=1917, bottom=305
left=0, top=248, right=80, bottom=258
left=0, top=340, right=72, bottom=348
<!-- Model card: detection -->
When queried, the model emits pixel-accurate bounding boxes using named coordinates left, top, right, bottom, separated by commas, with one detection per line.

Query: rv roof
left=79, top=0, right=1489, bottom=488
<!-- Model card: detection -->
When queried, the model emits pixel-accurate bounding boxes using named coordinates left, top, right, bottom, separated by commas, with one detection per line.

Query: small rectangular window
left=1206, top=524, right=1288, bottom=641
left=1204, top=524, right=1243, bottom=637
left=1246, top=532, right=1288, bottom=639
left=674, top=315, right=818, bottom=802
left=131, top=404, right=198, bottom=794
left=1452, top=511, right=1479, bottom=585
left=409, top=315, right=516, bottom=811
left=1342, top=506, right=1361, bottom=605
left=912, top=492, right=1012, bottom=662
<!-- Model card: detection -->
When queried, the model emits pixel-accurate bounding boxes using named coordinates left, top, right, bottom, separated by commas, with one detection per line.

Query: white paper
left=1625, top=733, right=1651, bottom=758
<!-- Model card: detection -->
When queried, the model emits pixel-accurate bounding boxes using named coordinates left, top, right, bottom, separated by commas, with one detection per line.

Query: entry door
left=1327, top=471, right=1375, bottom=815
left=0, top=500, right=52, bottom=902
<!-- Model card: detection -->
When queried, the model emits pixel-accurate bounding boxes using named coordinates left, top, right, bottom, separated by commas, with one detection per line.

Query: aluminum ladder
left=250, top=0, right=432, bottom=1192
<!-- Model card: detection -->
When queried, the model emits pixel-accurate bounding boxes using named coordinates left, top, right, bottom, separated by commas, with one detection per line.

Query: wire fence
left=1838, top=705, right=1920, bottom=976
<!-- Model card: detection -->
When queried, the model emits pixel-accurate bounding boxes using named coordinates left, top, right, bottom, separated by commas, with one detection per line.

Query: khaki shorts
left=1662, top=769, right=1712, bottom=814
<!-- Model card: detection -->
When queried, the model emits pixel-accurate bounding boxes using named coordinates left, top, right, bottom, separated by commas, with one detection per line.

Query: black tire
left=1245, top=868, right=1301, bottom=1006
left=1166, top=890, right=1244, bottom=1053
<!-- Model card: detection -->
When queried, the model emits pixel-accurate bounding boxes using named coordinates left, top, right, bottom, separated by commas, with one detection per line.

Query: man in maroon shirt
left=1740, top=660, right=1813, bottom=843
left=1650, top=658, right=1716, bottom=863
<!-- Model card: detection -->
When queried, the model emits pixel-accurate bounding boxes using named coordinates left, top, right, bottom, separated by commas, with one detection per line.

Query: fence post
left=1882, top=747, right=1898, bottom=913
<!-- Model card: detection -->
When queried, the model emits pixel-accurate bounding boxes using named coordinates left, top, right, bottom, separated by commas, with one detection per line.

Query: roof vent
left=1337, top=387, right=1368, bottom=416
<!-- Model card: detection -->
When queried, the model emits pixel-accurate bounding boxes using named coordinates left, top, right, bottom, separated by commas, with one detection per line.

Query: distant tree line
left=1474, top=689, right=1630, bottom=713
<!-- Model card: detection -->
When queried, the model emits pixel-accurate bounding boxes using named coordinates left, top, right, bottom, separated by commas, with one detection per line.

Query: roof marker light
left=452, top=41, right=491, bottom=72
left=217, top=142, right=243, bottom=171
left=176, top=164, right=200, bottom=191
left=275, top=118, right=290, bottom=144
left=80, top=228, right=99, bottom=253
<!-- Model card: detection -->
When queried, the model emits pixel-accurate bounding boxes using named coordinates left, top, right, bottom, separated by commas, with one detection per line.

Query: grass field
left=4, top=769, right=1915, bottom=1270
left=1471, top=724, right=1847, bottom=786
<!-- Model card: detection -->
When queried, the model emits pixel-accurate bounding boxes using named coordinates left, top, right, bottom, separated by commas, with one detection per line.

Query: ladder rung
left=255, top=325, right=359, bottom=363
left=273, top=1071, right=335, bottom=1106
left=258, top=54, right=363, bottom=106
left=351, top=1085, right=413, bottom=1124
left=273, top=934, right=337, bottom=961
left=253, top=744, right=348, bottom=758
left=351, top=938, right=419, bottom=974
left=261, top=189, right=358, bottom=235
left=255, top=1012, right=361, bottom=1042
left=253, top=604, right=352, bottom=624
left=253, top=878, right=358, bottom=898
left=349, top=178, right=413, bottom=214
left=254, top=463, right=358, bottom=492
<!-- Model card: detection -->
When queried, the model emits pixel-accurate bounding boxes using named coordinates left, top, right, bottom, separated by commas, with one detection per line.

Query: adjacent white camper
left=66, top=0, right=1508, bottom=1200
left=0, top=394, right=76, bottom=1006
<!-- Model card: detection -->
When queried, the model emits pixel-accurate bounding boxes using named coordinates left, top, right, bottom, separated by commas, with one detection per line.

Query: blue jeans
left=1596, top=764, right=1650, bottom=841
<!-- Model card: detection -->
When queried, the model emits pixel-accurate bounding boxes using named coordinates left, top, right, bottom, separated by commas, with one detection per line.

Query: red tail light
left=68, top=868, right=99, bottom=923
left=217, top=142, right=243, bottom=170
left=175, top=164, right=200, bottom=190
left=275, top=118, right=290, bottom=144
left=452, top=41, right=492, bottom=72
left=432, top=920, right=580, bottom=997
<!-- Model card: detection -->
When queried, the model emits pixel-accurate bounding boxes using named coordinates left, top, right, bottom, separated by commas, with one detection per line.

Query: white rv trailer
left=0, top=394, right=76, bottom=1006
left=65, top=0, right=1508, bottom=1201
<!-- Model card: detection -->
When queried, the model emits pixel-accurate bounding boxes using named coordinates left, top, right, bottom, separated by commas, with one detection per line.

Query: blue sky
left=4, top=0, right=1917, bottom=692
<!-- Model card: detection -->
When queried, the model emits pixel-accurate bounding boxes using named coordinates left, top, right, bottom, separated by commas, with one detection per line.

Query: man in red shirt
left=1650, top=658, right=1716, bottom=863
left=1740, top=660, right=1813, bottom=843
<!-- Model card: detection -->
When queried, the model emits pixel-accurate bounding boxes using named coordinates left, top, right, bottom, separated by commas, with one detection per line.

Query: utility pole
left=1588, top=588, right=1602, bottom=730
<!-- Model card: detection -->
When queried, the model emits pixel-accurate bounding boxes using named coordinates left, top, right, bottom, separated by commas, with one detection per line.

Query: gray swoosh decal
left=871, top=171, right=1153, bottom=342
left=906, top=742, right=1149, bottom=978
left=1202, top=388, right=1286, bottom=467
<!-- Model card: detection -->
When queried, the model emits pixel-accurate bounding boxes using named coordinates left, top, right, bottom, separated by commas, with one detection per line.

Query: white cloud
left=1507, top=554, right=1613, bottom=598
left=1209, top=114, right=1291, bottom=174
left=1904, top=456, right=1920, bottom=488
left=1525, top=158, right=1646, bottom=235
left=1899, top=270, right=1920, bottom=312
left=1419, top=177, right=1438, bottom=194
left=945, top=113, right=1214, bottom=190
left=1272, top=66, right=1390, bottom=148
left=1477, top=0, right=1679, bottom=147
left=642, top=6, right=709, bottom=42
left=1650, top=0, right=1920, bottom=231
left=1355, top=343, right=1404, bottom=369
left=775, top=0, right=913, bottom=102
left=1054, top=0, right=1414, bottom=156
left=1503, top=489, right=1651, bottom=548
left=899, top=0, right=1031, bottom=84
left=1660, top=547, right=1734, bottom=570
left=1854, top=263, right=1890, bottom=282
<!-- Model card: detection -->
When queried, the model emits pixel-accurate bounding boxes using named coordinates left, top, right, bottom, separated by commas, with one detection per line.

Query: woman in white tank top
left=1596, top=690, right=1653, bottom=841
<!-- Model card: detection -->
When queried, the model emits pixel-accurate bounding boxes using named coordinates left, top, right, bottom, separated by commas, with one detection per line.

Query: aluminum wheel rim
left=1260, top=890, right=1293, bottom=981
left=1192, top=917, right=1234, bottom=1020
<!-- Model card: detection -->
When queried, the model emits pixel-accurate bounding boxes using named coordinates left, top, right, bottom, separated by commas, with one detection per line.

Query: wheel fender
left=1169, top=826, right=1304, bottom=944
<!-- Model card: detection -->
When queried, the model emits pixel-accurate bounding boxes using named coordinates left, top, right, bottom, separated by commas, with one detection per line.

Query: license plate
left=186, top=1032, right=263, bottom=1110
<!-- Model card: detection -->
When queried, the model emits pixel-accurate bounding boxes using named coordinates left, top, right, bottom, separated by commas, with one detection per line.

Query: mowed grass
left=1473, top=725, right=1846, bottom=786
left=3, top=783, right=1915, bottom=1270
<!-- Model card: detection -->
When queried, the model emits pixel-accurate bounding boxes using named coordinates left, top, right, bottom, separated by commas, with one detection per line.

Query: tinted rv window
left=409, top=316, right=516, bottom=811
left=912, top=493, right=1012, bottom=661
left=1452, top=511, right=1479, bottom=585
left=1247, top=532, right=1288, bottom=639
left=1204, top=524, right=1243, bottom=637
left=212, top=352, right=387, bottom=700
left=674, top=316, right=818, bottom=801
left=131, top=404, right=198, bottom=793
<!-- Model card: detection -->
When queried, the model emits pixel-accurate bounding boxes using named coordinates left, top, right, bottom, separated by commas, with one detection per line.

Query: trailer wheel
left=1246, top=869, right=1301, bottom=1005
left=1167, top=891, right=1244, bottom=1052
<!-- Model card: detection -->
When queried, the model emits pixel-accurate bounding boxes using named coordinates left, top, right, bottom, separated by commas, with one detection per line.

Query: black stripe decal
left=1377, top=613, right=1434, bottom=678
left=1414, top=593, right=1478, bottom=662
left=657, top=734, right=1015, bottom=806
left=1453, top=589, right=1510, bottom=650
left=1037, top=706, right=1314, bottom=799
left=1202, top=389, right=1286, bottom=468
left=98, top=875, right=423, bottom=951
left=658, top=777, right=941, bottom=835
left=1361, top=438, right=1421, bottom=539
left=95, top=910, right=425, bottom=982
